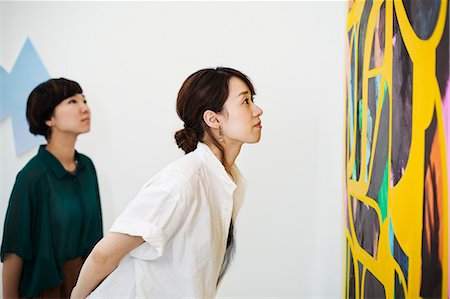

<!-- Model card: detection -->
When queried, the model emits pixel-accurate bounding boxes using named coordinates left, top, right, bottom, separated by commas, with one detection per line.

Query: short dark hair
left=26, top=78, right=83, bottom=140
left=174, top=67, right=255, bottom=158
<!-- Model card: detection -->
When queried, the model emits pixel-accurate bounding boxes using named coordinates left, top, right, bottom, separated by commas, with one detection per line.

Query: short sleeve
left=110, top=170, right=191, bottom=260
left=1, top=173, right=35, bottom=261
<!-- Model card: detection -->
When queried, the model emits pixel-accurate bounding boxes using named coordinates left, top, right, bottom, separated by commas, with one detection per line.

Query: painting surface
left=345, top=0, right=449, bottom=297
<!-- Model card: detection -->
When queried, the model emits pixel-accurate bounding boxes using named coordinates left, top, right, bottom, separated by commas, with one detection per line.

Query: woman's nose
left=80, top=102, right=89, bottom=113
left=253, top=104, right=263, bottom=116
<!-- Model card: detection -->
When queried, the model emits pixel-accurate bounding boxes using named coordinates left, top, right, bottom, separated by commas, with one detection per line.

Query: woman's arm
left=70, top=232, right=144, bottom=299
left=2, top=253, right=23, bottom=299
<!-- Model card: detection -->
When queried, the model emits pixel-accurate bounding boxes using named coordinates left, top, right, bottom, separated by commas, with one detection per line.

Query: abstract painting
left=345, top=0, right=449, bottom=297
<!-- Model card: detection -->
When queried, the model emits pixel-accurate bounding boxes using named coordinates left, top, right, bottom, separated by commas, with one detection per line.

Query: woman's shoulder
left=168, top=150, right=203, bottom=174
left=75, top=152, right=99, bottom=177
left=143, top=152, right=205, bottom=194
left=15, top=153, right=50, bottom=183
left=170, top=150, right=211, bottom=180
left=75, top=151, right=94, bottom=166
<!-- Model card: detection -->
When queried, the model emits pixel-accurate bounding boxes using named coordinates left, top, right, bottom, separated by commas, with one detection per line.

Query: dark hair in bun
left=174, top=127, right=198, bottom=154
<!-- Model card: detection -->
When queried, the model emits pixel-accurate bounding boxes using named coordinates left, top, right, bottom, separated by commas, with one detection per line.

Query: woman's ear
left=45, top=118, right=54, bottom=127
left=203, top=110, right=221, bottom=129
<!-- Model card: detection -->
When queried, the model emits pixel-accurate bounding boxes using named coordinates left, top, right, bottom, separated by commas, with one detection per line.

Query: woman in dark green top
left=1, top=78, right=103, bottom=298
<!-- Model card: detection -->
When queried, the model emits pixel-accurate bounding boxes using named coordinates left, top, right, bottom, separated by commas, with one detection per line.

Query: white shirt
left=88, top=142, right=247, bottom=298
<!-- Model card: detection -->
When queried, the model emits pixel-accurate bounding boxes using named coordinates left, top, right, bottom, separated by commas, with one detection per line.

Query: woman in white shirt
left=70, top=67, right=263, bottom=299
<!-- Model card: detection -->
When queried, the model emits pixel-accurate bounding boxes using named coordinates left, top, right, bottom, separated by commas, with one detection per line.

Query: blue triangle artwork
left=0, top=38, right=50, bottom=156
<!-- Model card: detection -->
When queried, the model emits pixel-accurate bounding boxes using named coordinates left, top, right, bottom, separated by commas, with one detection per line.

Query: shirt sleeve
left=93, top=167, right=104, bottom=238
left=79, top=157, right=104, bottom=257
left=1, top=172, right=35, bottom=261
left=110, top=169, right=191, bottom=260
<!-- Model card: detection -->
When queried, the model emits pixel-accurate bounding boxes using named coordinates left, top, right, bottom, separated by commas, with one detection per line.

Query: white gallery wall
left=0, top=1, right=346, bottom=297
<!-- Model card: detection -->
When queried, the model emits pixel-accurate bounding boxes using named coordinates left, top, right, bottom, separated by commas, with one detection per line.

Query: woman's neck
left=204, top=138, right=242, bottom=172
left=222, top=143, right=241, bottom=168
left=45, top=134, right=78, bottom=172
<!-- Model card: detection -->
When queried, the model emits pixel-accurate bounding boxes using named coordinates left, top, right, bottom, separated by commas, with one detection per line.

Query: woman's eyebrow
left=236, top=90, right=249, bottom=98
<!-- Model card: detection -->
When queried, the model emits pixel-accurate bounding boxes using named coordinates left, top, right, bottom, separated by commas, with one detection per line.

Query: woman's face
left=218, top=77, right=263, bottom=145
left=47, top=93, right=91, bottom=137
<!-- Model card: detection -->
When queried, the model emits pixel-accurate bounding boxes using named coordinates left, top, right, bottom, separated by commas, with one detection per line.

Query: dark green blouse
left=1, top=145, right=103, bottom=297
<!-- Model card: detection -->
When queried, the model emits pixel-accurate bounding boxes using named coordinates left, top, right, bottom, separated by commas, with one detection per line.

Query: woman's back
left=88, top=143, right=246, bottom=298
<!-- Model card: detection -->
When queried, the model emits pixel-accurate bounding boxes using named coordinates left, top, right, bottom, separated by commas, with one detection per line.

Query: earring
left=219, top=126, right=224, bottom=142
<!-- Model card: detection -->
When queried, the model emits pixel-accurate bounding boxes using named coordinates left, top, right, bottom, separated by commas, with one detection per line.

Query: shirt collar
left=230, top=163, right=248, bottom=221
left=38, top=144, right=84, bottom=179
left=194, top=142, right=239, bottom=195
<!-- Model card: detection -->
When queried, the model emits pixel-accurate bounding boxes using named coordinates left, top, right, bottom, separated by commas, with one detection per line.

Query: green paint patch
left=378, top=162, right=388, bottom=221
